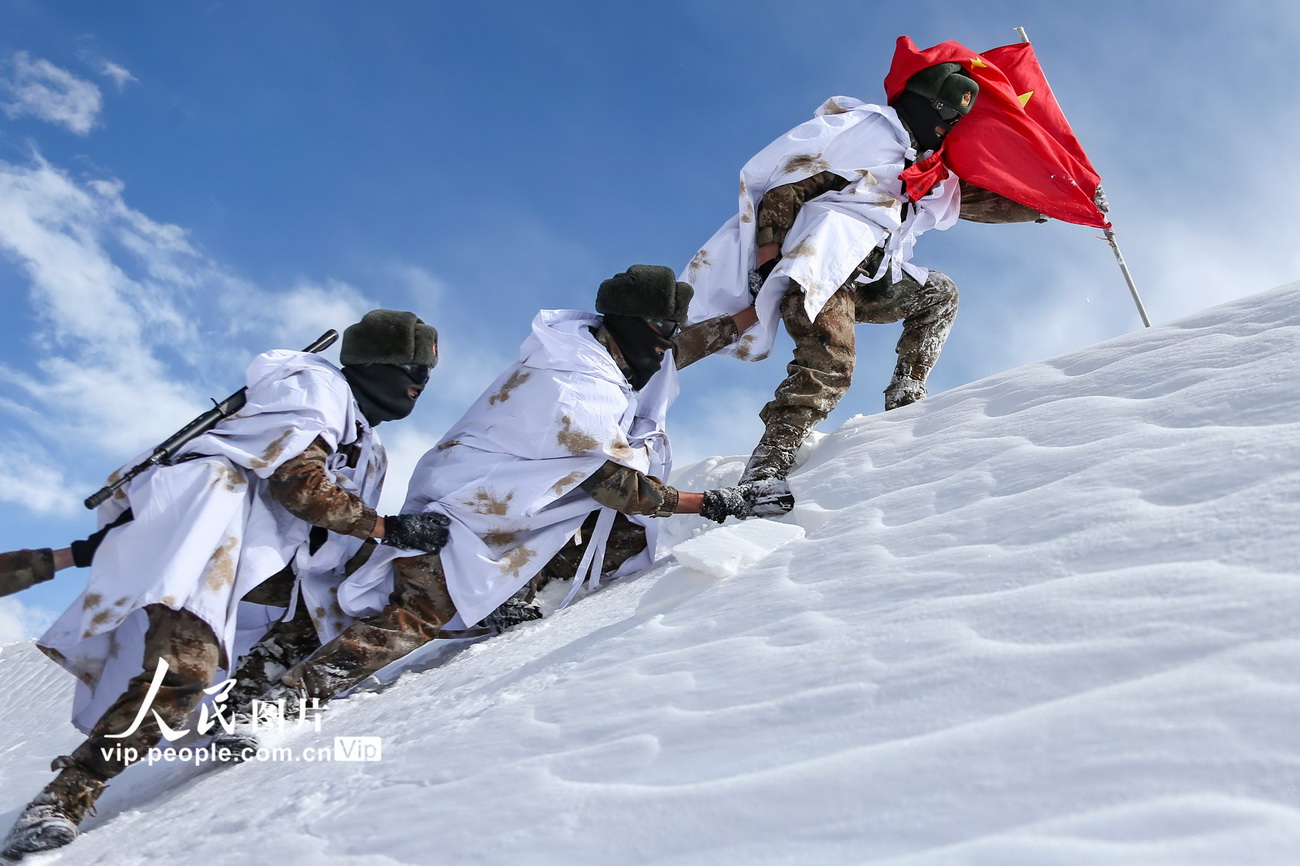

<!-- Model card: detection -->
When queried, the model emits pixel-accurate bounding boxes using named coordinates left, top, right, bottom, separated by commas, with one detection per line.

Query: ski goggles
left=933, top=101, right=963, bottom=125
left=645, top=318, right=681, bottom=341
left=398, top=363, right=433, bottom=386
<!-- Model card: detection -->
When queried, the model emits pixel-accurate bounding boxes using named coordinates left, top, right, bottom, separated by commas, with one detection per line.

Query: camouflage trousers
left=224, top=601, right=320, bottom=716
left=282, top=512, right=649, bottom=702
left=527, top=510, right=648, bottom=595
left=63, top=606, right=220, bottom=779
left=742, top=266, right=959, bottom=482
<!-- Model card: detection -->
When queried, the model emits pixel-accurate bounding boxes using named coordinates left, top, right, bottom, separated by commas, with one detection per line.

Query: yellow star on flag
left=970, top=56, right=987, bottom=67
left=1018, top=90, right=1035, bottom=108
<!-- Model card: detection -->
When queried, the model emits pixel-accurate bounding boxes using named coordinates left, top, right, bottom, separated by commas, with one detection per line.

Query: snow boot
left=1, top=761, right=107, bottom=860
left=210, top=681, right=309, bottom=764
left=210, top=676, right=319, bottom=764
left=884, top=375, right=926, bottom=411
left=739, top=415, right=817, bottom=485
left=210, top=714, right=261, bottom=764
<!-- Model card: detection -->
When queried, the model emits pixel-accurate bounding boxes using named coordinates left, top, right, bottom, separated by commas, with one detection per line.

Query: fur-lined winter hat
left=595, top=265, right=694, bottom=323
left=904, top=62, right=979, bottom=116
left=340, top=309, right=439, bottom=367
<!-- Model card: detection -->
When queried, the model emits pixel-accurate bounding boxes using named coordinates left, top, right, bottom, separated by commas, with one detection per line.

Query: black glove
left=69, top=508, right=136, bottom=568
left=699, top=479, right=795, bottom=523
left=742, top=478, right=795, bottom=517
left=747, top=258, right=778, bottom=301
left=381, top=512, right=451, bottom=553
left=700, top=487, right=748, bottom=523
left=70, top=526, right=112, bottom=568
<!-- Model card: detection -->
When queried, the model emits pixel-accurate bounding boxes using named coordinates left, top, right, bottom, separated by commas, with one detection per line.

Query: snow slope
left=3, top=281, right=1299, bottom=865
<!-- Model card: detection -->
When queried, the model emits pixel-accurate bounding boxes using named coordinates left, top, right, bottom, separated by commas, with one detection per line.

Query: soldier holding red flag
left=682, top=36, right=1109, bottom=484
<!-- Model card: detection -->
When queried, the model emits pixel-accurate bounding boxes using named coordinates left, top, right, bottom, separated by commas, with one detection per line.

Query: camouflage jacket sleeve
left=958, top=180, right=1046, bottom=224
left=267, top=436, right=379, bottom=539
left=674, top=314, right=740, bottom=370
left=756, top=170, right=853, bottom=247
left=578, top=460, right=680, bottom=517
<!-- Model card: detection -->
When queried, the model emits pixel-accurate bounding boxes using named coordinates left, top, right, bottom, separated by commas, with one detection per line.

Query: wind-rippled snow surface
left=3, top=282, right=1299, bottom=865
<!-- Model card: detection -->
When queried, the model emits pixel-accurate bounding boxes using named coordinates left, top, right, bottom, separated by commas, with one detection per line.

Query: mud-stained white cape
left=40, top=350, right=386, bottom=732
left=682, top=96, right=962, bottom=361
left=339, top=310, right=677, bottom=628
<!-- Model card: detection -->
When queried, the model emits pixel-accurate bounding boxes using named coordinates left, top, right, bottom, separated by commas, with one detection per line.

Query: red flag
left=885, top=36, right=1108, bottom=229
left=981, top=42, right=1098, bottom=176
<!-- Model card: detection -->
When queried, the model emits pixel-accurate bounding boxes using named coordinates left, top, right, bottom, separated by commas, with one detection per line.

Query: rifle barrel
left=83, top=329, right=341, bottom=509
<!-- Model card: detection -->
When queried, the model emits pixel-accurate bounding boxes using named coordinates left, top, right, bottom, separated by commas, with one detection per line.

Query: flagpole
left=1015, top=26, right=1152, bottom=328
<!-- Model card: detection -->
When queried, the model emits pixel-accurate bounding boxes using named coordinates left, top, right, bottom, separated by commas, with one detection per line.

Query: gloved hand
left=70, top=527, right=111, bottom=568
left=741, top=478, right=795, bottom=517
left=747, top=258, right=778, bottom=301
left=381, top=512, right=451, bottom=553
left=699, top=479, right=795, bottom=523
left=1094, top=185, right=1111, bottom=214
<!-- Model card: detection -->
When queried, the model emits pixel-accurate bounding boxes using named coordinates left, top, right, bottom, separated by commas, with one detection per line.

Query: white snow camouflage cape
left=682, top=96, right=962, bottom=360
left=339, top=310, right=677, bottom=628
left=39, top=350, right=386, bottom=732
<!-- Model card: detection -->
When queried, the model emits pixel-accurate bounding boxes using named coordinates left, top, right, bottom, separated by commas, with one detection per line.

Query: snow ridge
left=3, top=282, right=1300, bottom=864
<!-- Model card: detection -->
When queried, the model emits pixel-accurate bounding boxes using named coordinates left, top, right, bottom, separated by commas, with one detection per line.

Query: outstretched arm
left=578, top=462, right=792, bottom=520
left=269, top=437, right=449, bottom=552
left=22, top=435, right=400, bottom=580
left=957, top=180, right=1047, bottom=224
left=268, top=436, right=380, bottom=539
left=579, top=461, right=682, bottom=517
left=673, top=307, right=759, bottom=370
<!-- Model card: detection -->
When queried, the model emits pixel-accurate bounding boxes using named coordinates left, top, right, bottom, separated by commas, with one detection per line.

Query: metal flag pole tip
left=1013, top=26, right=1153, bottom=328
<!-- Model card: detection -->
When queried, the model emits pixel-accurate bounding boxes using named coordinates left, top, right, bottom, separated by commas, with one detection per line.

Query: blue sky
left=2, top=0, right=1297, bottom=637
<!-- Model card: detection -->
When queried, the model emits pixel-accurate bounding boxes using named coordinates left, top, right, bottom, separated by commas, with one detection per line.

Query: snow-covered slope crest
left=3, top=282, right=1299, bottom=865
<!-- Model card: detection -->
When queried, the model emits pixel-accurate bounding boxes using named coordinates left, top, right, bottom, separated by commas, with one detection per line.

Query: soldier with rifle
left=2, top=309, right=448, bottom=861
left=0, top=329, right=341, bottom=600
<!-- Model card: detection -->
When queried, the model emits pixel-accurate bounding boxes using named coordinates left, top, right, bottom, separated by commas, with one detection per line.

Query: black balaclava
left=342, top=364, right=429, bottom=424
left=603, top=314, right=676, bottom=391
left=338, top=309, right=438, bottom=425
left=891, top=90, right=952, bottom=153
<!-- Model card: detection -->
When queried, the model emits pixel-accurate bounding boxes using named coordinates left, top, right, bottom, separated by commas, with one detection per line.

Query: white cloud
left=221, top=263, right=451, bottom=367
left=0, top=153, right=213, bottom=461
left=0, top=597, right=55, bottom=645
left=386, top=261, right=447, bottom=309
left=0, top=52, right=102, bottom=135
left=0, top=160, right=197, bottom=346
left=0, top=446, right=80, bottom=515
left=0, top=147, right=483, bottom=520
left=373, top=423, right=446, bottom=514
left=232, top=278, right=376, bottom=359
left=1138, top=216, right=1300, bottom=326
left=0, top=151, right=323, bottom=499
left=96, top=59, right=137, bottom=90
